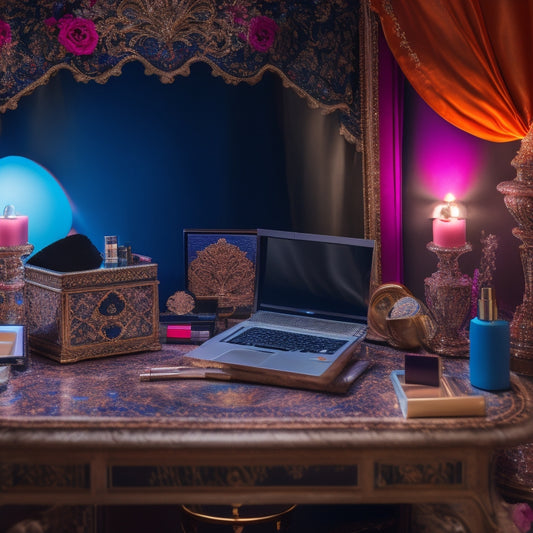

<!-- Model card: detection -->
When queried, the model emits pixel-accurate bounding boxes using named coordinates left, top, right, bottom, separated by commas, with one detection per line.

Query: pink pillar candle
left=0, top=206, right=28, bottom=247
left=432, top=217, right=466, bottom=248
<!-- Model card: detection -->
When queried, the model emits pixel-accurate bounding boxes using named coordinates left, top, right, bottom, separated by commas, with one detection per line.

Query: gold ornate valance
left=0, top=0, right=362, bottom=145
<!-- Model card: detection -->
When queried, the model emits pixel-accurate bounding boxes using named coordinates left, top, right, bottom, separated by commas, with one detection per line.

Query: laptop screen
left=255, top=230, right=375, bottom=323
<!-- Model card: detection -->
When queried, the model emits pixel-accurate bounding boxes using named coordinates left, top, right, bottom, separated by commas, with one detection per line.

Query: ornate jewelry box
left=24, top=264, right=161, bottom=363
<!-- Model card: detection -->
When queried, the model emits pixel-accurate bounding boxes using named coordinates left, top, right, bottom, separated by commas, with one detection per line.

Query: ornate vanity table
left=0, top=342, right=531, bottom=533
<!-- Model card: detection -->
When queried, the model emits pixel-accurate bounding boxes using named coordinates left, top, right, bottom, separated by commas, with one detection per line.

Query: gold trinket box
left=25, top=264, right=161, bottom=363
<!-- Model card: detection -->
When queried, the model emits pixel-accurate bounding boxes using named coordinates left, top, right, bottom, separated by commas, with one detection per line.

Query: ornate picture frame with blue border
left=183, top=229, right=257, bottom=319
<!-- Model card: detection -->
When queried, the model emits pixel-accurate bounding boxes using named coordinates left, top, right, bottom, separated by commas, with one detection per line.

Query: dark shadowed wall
left=0, top=61, right=293, bottom=309
left=0, top=60, right=362, bottom=311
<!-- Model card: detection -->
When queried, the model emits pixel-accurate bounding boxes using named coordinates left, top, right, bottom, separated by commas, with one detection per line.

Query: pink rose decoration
left=0, top=19, right=12, bottom=48
left=247, top=16, right=278, bottom=53
left=57, top=16, right=98, bottom=55
left=512, top=503, right=533, bottom=533
left=228, top=5, right=247, bottom=25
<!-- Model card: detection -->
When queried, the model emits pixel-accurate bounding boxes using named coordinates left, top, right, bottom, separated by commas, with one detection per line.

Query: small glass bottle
left=469, top=287, right=510, bottom=391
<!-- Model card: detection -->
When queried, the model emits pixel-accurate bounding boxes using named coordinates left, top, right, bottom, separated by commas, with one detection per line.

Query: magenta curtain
left=379, top=29, right=404, bottom=283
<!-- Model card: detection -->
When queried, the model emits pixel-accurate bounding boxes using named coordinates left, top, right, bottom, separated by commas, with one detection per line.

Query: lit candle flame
left=439, top=193, right=460, bottom=219
left=443, top=193, right=456, bottom=203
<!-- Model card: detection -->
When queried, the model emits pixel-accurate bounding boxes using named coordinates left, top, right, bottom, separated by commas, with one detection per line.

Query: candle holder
left=0, top=243, right=34, bottom=324
left=424, top=242, right=472, bottom=357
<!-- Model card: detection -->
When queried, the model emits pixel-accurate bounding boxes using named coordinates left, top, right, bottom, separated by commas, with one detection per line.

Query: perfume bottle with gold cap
left=469, top=287, right=510, bottom=391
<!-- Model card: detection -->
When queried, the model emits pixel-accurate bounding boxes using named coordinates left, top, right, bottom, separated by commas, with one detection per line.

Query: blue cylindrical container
left=469, top=287, right=510, bottom=391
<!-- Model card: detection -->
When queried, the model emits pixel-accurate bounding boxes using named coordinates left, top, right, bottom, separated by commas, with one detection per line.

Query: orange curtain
left=369, top=0, right=533, bottom=142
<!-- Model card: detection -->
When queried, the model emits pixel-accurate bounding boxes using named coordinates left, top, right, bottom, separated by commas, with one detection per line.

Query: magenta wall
left=402, top=83, right=523, bottom=317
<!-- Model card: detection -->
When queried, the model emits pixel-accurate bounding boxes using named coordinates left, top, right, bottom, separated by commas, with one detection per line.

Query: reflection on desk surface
left=0, top=342, right=530, bottom=437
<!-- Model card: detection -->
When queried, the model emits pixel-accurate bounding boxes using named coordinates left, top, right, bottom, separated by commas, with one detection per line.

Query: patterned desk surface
left=0, top=342, right=532, bottom=450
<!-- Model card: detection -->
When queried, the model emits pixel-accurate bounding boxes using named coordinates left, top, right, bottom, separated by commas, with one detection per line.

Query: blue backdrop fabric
left=0, top=61, right=291, bottom=309
left=0, top=0, right=362, bottom=310
left=0, top=0, right=361, bottom=144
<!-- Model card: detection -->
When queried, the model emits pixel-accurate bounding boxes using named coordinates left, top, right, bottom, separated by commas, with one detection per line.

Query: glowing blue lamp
left=0, top=156, right=73, bottom=253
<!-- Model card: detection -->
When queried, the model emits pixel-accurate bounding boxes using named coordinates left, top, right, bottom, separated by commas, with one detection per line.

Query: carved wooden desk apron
left=0, top=343, right=532, bottom=533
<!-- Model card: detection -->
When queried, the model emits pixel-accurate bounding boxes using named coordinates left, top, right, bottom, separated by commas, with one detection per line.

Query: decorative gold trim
left=0, top=54, right=349, bottom=117
left=181, top=504, right=296, bottom=525
left=25, top=264, right=159, bottom=290
left=360, top=1, right=382, bottom=286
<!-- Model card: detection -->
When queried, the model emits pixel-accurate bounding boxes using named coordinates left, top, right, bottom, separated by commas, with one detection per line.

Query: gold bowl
left=368, top=284, right=435, bottom=350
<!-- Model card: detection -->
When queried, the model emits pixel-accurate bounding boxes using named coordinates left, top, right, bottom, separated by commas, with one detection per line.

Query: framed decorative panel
left=184, top=229, right=257, bottom=318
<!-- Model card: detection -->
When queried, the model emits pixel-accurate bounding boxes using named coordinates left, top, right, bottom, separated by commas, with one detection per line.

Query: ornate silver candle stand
left=424, top=242, right=472, bottom=357
left=0, top=243, right=34, bottom=324
left=498, top=126, right=533, bottom=375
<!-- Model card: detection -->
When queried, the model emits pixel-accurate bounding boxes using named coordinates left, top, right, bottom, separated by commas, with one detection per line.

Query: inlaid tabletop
left=0, top=342, right=532, bottom=449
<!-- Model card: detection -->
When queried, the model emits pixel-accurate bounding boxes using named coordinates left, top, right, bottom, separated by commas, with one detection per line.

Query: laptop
left=184, top=229, right=375, bottom=391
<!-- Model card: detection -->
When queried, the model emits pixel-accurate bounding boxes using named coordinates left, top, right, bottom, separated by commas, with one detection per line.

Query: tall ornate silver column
left=497, top=125, right=533, bottom=376
left=496, top=125, right=533, bottom=505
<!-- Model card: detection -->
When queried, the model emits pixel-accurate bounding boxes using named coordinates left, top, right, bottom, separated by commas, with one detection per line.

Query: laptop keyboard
left=227, top=327, right=347, bottom=355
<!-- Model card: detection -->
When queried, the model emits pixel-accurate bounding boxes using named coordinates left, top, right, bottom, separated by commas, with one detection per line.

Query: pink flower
left=247, top=16, right=278, bottom=53
left=57, top=15, right=98, bottom=55
left=227, top=5, right=247, bottom=25
left=57, top=14, right=75, bottom=28
left=0, top=19, right=12, bottom=48
left=512, top=503, right=533, bottom=533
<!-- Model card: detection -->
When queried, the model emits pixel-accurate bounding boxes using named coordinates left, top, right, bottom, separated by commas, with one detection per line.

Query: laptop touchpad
left=217, top=349, right=272, bottom=366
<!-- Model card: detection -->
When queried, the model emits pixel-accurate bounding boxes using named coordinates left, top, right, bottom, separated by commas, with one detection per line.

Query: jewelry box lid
left=25, top=263, right=158, bottom=291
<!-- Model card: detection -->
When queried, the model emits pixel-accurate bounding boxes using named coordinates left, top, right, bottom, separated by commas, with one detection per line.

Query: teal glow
left=0, top=156, right=72, bottom=253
